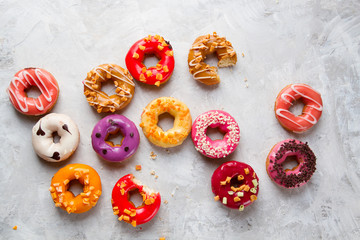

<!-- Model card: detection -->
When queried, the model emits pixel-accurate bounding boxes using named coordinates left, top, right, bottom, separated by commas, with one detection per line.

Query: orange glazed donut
left=125, top=35, right=174, bottom=87
left=139, top=97, right=192, bottom=148
left=83, top=64, right=135, bottom=113
left=275, top=84, right=323, bottom=133
left=6, top=68, right=59, bottom=116
left=49, top=164, right=102, bottom=214
left=188, top=32, right=237, bottom=85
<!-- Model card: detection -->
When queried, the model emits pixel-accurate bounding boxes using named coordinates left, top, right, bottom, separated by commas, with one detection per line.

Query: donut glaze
left=125, top=35, right=174, bottom=87
left=275, top=84, right=323, bottom=133
left=91, top=115, right=140, bottom=162
left=140, top=97, right=192, bottom=148
left=32, top=113, right=80, bottom=162
left=112, top=174, right=161, bottom=227
left=266, top=139, right=316, bottom=188
left=49, top=164, right=102, bottom=214
left=192, top=110, right=240, bottom=158
left=212, top=161, right=259, bottom=210
left=7, top=68, right=59, bottom=116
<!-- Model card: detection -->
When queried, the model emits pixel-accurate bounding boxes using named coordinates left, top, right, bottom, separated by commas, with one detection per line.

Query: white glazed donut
left=32, top=113, right=80, bottom=162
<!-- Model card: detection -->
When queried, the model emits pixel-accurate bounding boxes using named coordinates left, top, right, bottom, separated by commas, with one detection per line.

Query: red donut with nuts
left=211, top=161, right=259, bottom=211
left=111, top=174, right=161, bottom=227
left=125, top=35, right=174, bottom=87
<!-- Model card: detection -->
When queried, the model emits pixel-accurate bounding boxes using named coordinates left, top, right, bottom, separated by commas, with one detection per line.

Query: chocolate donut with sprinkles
left=212, top=161, right=259, bottom=211
left=266, top=139, right=317, bottom=188
left=191, top=110, right=240, bottom=158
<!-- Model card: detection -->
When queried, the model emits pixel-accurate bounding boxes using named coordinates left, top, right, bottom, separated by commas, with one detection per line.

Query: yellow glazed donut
left=49, top=164, right=102, bottom=214
left=140, top=97, right=192, bottom=148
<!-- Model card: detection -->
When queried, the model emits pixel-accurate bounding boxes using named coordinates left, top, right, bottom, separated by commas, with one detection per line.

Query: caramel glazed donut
left=83, top=64, right=135, bottom=113
left=188, top=32, right=237, bottom=85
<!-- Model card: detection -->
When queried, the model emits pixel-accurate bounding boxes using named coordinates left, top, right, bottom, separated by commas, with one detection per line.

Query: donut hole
left=289, top=100, right=305, bottom=116
left=143, top=54, right=160, bottom=68
left=206, top=127, right=225, bottom=141
left=25, top=85, right=42, bottom=99
left=106, top=129, right=124, bottom=147
left=128, top=189, right=144, bottom=208
left=100, top=80, right=117, bottom=96
left=203, top=53, right=219, bottom=67
left=230, top=176, right=245, bottom=188
left=68, top=180, right=83, bottom=197
left=281, top=155, right=299, bottom=171
left=157, top=113, right=175, bottom=132
left=52, top=131, right=61, bottom=143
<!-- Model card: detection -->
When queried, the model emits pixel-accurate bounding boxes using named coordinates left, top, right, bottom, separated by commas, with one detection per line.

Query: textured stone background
left=1, top=0, right=359, bottom=239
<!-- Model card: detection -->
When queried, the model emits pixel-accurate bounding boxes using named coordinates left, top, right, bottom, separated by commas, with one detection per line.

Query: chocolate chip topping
left=62, top=124, right=71, bottom=135
left=95, top=133, right=101, bottom=138
left=102, top=149, right=107, bottom=154
left=36, top=123, right=45, bottom=136
left=165, top=40, right=172, bottom=50
left=109, top=119, right=117, bottom=126
left=124, top=147, right=129, bottom=152
left=130, top=132, right=134, bottom=138
left=50, top=152, right=60, bottom=160
left=272, top=140, right=316, bottom=188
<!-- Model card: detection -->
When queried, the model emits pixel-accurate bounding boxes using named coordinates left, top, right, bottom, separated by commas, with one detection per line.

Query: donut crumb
left=13, top=226, right=17, bottom=230
left=150, top=151, right=157, bottom=160
left=135, top=165, right=142, bottom=171
left=214, top=195, right=220, bottom=201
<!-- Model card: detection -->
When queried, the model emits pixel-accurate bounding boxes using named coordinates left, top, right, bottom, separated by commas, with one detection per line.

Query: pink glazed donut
left=91, top=115, right=140, bottom=162
left=266, top=139, right=316, bottom=188
left=192, top=110, right=240, bottom=158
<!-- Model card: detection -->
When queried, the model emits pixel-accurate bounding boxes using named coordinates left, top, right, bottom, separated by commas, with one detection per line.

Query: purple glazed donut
left=91, top=114, right=140, bottom=162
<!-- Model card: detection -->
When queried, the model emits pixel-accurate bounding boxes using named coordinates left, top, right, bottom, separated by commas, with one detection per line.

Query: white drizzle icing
left=7, top=69, right=58, bottom=113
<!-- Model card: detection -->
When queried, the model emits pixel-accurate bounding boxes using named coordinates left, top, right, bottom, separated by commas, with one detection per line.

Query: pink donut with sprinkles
left=266, top=139, right=316, bottom=188
left=191, top=110, right=240, bottom=158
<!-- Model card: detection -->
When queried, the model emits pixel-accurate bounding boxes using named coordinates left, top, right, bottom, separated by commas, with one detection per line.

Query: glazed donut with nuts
left=188, top=32, right=237, bottom=85
left=83, top=64, right=135, bottom=113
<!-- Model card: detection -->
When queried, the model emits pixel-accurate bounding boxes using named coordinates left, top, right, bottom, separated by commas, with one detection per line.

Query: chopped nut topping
left=141, top=67, right=147, bottom=73
left=163, top=65, right=169, bottom=72
left=120, top=188, right=125, bottom=195
left=234, top=197, right=240, bottom=202
left=133, top=53, right=139, bottom=59
left=158, top=45, right=164, bottom=51
left=124, top=209, right=131, bottom=215
left=225, top=176, right=231, bottom=183
left=250, top=195, right=257, bottom=202
left=156, top=73, right=163, bottom=80
left=146, top=70, right=152, bottom=77
left=238, top=175, right=244, bottom=181
left=123, top=215, right=130, bottom=221
left=155, top=81, right=161, bottom=87
left=244, top=168, right=250, bottom=175
left=165, top=50, right=173, bottom=56
left=139, top=45, right=145, bottom=51
left=220, top=181, right=227, bottom=186
left=139, top=74, right=146, bottom=82
left=131, top=220, right=137, bottom=227
left=118, top=215, right=123, bottom=221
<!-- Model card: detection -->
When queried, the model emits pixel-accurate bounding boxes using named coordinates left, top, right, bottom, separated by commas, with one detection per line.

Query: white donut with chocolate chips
left=32, top=113, right=80, bottom=162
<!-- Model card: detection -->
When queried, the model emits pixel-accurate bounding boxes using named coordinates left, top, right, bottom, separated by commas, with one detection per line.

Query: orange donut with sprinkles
left=275, top=84, right=323, bottom=133
left=49, top=164, right=102, bottom=214
left=125, top=35, right=174, bottom=87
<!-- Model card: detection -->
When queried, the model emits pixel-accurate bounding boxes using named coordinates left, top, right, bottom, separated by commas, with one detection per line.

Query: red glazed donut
left=112, top=174, right=161, bottom=227
left=266, top=139, right=316, bottom=188
left=275, top=84, right=323, bottom=133
left=6, top=68, right=59, bottom=116
left=125, top=35, right=174, bottom=87
left=211, top=161, right=259, bottom=211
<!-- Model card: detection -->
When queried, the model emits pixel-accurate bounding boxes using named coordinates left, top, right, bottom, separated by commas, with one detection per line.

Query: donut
left=192, top=110, right=240, bottom=159
left=112, top=174, right=161, bottom=227
left=49, top=164, right=102, bottom=214
left=266, top=139, right=316, bottom=188
left=139, top=97, right=192, bottom=148
left=91, top=114, right=140, bottom=162
left=211, top=161, right=259, bottom=211
left=32, top=113, right=80, bottom=162
left=275, top=83, right=323, bottom=133
left=125, top=35, right=174, bottom=87
left=83, top=64, right=135, bottom=113
left=188, top=32, right=237, bottom=85
left=6, top=68, right=59, bottom=116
